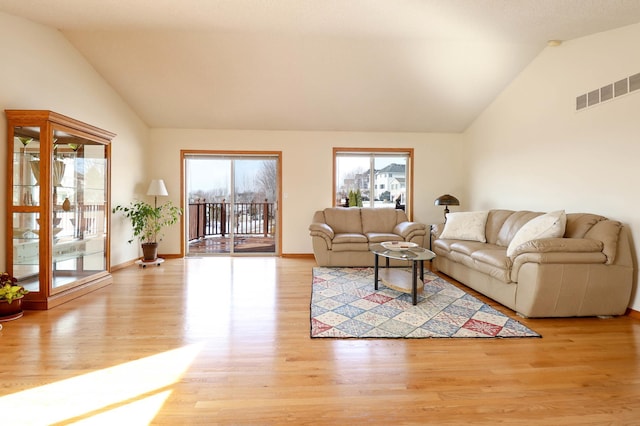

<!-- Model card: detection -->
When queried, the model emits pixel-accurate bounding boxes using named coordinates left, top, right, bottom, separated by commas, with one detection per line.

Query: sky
left=336, top=155, right=405, bottom=182
left=186, top=155, right=405, bottom=194
left=186, top=157, right=270, bottom=193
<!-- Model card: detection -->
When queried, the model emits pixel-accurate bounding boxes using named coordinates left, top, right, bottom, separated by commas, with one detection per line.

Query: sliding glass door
left=185, top=153, right=279, bottom=255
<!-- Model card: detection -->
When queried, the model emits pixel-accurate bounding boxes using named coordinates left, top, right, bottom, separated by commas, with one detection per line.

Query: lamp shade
left=434, top=194, right=460, bottom=206
left=146, top=179, right=169, bottom=197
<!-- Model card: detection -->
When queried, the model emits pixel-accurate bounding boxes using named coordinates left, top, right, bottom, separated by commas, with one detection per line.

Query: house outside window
left=333, top=148, right=413, bottom=217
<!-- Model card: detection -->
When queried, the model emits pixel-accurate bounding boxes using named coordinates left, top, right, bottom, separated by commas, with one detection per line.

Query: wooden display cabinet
left=5, top=110, right=115, bottom=309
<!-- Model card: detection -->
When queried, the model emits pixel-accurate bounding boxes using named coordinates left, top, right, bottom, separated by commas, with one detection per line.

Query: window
left=333, top=148, right=413, bottom=217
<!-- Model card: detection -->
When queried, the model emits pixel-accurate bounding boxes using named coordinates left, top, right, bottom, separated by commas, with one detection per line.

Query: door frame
left=180, top=150, right=282, bottom=256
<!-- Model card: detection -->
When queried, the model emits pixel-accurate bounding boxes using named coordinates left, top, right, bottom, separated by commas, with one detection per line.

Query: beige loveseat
left=432, top=210, right=634, bottom=318
left=309, top=207, right=427, bottom=266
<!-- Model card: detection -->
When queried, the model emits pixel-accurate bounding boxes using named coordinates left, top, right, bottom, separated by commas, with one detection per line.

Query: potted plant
left=112, top=200, right=182, bottom=261
left=0, top=272, right=29, bottom=321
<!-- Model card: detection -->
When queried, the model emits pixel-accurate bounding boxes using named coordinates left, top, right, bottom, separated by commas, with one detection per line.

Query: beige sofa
left=432, top=210, right=634, bottom=318
left=309, top=207, right=427, bottom=266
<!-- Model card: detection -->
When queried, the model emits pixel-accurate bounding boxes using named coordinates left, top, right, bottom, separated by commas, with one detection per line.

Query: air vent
left=614, top=78, right=628, bottom=97
left=576, top=94, right=587, bottom=110
left=576, top=71, right=639, bottom=111
left=600, top=84, right=613, bottom=102
left=630, top=72, right=640, bottom=92
left=587, top=89, right=599, bottom=106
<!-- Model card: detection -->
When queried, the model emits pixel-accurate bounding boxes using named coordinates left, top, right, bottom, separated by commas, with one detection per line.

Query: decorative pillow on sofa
left=506, top=210, right=567, bottom=257
left=439, top=211, right=489, bottom=242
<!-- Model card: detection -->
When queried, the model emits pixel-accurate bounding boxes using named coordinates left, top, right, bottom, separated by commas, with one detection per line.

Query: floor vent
left=576, top=72, right=639, bottom=111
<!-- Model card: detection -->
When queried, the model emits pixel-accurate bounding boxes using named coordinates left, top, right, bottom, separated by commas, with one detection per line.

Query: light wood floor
left=1, top=257, right=639, bottom=425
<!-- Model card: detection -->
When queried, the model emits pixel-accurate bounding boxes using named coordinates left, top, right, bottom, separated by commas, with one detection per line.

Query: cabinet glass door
left=51, top=130, right=108, bottom=291
left=11, top=127, right=41, bottom=292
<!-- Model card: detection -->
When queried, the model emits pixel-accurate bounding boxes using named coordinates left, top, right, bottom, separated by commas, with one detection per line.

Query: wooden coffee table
left=371, top=243, right=436, bottom=305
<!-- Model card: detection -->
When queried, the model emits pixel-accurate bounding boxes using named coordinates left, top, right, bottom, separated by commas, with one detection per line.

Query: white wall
left=0, top=12, right=150, bottom=269
left=465, top=23, right=640, bottom=311
left=0, top=11, right=466, bottom=270
left=150, top=129, right=466, bottom=254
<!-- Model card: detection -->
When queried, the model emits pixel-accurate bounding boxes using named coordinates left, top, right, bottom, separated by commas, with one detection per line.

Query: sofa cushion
left=333, top=233, right=368, bottom=244
left=449, top=241, right=494, bottom=256
left=432, top=238, right=455, bottom=253
left=361, top=207, right=404, bottom=234
left=496, top=211, right=543, bottom=247
left=471, top=248, right=511, bottom=269
left=446, top=242, right=511, bottom=282
left=565, top=213, right=607, bottom=238
left=471, top=249, right=512, bottom=283
left=367, top=233, right=404, bottom=243
left=324, top=207, right=362, bottom=234
left=485, top=210, right=516, bottom=245
left=331, top=242, right=370, bottom=252
left=506, top=210, right=567, bottom=258
left=440, top=249, right=477, bottom=270
left=439, top=211, right=489, bottom=242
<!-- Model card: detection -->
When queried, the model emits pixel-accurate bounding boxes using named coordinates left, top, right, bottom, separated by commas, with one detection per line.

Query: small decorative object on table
left=0, top=272, right=29, bottom=322
left=380, top=241, right=419, bottom=251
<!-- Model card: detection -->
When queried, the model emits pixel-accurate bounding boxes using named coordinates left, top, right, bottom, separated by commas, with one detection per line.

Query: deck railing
left=188, top=200, right=275, bottom=241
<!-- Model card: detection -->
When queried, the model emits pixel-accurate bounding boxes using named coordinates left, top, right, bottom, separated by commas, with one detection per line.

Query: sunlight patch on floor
left=0, top=343, right=204, bottom=425
left=69, top=390, right=173, bottom=425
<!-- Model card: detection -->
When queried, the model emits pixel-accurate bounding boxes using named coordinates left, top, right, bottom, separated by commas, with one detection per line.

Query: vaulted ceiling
left=2, top=0, right=640, bottom=132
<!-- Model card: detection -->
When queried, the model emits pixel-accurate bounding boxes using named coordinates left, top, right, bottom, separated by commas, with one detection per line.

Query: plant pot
left=0, top=297, right=24, bottom=322
left=142, top=242, right=159, bottom=261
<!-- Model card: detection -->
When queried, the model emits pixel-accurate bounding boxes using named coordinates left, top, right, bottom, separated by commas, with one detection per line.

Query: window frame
left=332, top=147, right=414, bottom=219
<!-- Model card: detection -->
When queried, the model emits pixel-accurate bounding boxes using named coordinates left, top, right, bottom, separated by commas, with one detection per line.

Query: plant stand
left=135, top=258, right=165, bottom=268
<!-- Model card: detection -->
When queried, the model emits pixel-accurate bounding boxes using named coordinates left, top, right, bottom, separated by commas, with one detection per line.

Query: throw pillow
left=439, top=211, right=489, bottom=242
left=506, top=210, right=567, bottom=257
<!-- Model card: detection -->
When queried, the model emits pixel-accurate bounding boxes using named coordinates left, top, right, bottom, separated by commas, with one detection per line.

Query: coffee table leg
left=412, top=261, right=417, bottom=305
left=374, top=253, right=379, bottom=290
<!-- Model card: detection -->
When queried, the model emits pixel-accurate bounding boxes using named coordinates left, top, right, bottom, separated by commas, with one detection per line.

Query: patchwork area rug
left=311, top=267, right=541, bottom=339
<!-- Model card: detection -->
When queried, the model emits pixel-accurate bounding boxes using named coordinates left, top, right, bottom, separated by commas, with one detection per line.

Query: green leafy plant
left=112, top=200, right=182, bottom=244
left=0, top=272, right=28, bottom=304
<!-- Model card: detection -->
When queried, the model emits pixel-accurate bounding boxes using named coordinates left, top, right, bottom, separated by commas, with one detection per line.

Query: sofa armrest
left=431, top=223, right=445, bottom=239
left=393, top=221, right=427, bottom=240
left=511, top=250, right=608, bottom=283
left=309, top=223, right=334, bottom=250
left=510, top=238, right=607, bottom=282
left=309, top=222, right=335, bottom=239
left=509, top=237, right=603, bottom=259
